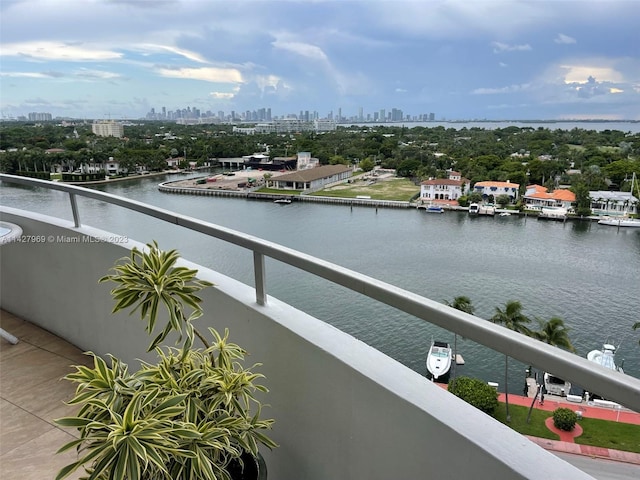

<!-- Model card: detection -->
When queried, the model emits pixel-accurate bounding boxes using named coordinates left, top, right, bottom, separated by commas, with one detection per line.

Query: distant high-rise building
left=28, top=112, right=52, bottom=121
left=391, top=108, right=403, bottom=122
left=429, top=112, right=435, bottom=121
left=358, top=107, right=363, bottom=122
left=92, top=121, right=124, bottom=138
left=379, top=109, right=385, bottom=122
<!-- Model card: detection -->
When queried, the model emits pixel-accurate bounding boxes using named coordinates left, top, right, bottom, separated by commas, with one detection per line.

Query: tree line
left=1, top=122, right=639, bottom=206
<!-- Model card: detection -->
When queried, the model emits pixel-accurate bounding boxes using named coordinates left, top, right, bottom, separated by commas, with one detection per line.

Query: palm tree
left=526, top=316, right=574, bottom=423
left=446, top=296, right=475, bottom=315
left=491, top=300, right=531, bottom=422
left=445, top=296, right=475, bottom=378
left=533, top=316, right=575, bottom=352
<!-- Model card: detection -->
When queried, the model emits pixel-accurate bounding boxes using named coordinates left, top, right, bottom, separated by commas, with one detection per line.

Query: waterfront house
left=105, top=158, right=126, bottom=176
left=523, top=185, right=575, bottom=210
left=473, top=180, right=520, bottom=202
left=266, top=164, right=352, bottom=191
left=589, top=190, right=638, bottom=217
left=419, top=170, right=470, bottom=203
left=296, top=151, right=321, bottom=170
left=166, top=157, right=182, bottom=169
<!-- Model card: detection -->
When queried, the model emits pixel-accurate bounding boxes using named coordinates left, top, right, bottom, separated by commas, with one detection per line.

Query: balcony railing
left=2, top=173, right=639, bottom=412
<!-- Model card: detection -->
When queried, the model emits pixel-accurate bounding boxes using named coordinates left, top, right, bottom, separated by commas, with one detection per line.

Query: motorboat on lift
left=587, top=343, right=623, bottom=374
left=585, top=342, right=624, bottom=402
left=543, top=372, right=571, bottom=397
left=426, top=340, right=453, bottom=382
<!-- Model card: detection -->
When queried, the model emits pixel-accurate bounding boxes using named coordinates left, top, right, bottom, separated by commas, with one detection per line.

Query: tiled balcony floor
left=1, top=309, right=90, bottom=480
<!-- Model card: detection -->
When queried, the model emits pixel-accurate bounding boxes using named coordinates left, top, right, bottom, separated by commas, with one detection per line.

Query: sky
left=1, top=0, right=639, bottom=121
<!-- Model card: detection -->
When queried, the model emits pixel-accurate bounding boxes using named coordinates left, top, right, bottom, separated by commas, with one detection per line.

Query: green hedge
left=61, top=172, right=106, bottom=182
left=17, top=171, right=50, bottom=180
left=448, top=376, right=499, bottom=415
left=553, top=407, right=578, bottom=431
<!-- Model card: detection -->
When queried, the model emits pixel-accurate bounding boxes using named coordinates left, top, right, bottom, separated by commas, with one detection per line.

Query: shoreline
left=62, top=170, right=620, bottom=224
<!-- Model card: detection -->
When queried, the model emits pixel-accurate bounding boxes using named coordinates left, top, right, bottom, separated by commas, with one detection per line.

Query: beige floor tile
left=0, top=425, right=84, bottom=480
left=0, top=310, right=90, bottom=477
left=0, top=347, right=77, bottom=396
left=0, top=398, right=54, bottom=456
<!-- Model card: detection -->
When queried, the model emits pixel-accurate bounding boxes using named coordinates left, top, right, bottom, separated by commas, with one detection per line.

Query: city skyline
left=1, top=1, right=639, bottom=121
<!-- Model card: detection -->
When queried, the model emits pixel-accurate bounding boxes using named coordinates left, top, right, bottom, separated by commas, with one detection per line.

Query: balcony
left=2, top=174, right=639, bottom=479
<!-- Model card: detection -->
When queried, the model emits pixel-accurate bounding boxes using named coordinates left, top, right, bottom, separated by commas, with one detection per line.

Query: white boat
left=587, top=343, right=623, bottom=374
left=425, top=204, right=444, bottom=213
left=597, top=216, right=640, bottom=228
left=426, top=340, right=453, bottom=382
left=498, top=212, right=512, bottom=217
left=468, top=203, right=479, bottom=215
left=538, top=206, right=567, bottom=221
left=543, top=372, right=571, bottom=397
left=274, top=198, right=292, bottom=205
left=478, top=204, right=496, bottom=216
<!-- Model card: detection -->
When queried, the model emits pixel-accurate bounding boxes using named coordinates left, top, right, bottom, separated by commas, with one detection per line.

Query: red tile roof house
left=419, top=171, right=470, bottom=206
left=524, top=185, right=576, bottom=210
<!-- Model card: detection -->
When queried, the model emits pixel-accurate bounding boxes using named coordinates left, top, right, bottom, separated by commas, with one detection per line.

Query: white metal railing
left=2, top=173, right=640, bottom=411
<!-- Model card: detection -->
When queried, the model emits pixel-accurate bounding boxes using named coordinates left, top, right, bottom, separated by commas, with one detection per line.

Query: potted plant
left=55, top=242, right=277, bottom=480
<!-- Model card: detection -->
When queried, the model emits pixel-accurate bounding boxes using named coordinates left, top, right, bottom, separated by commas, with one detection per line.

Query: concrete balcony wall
left=0, top=207, right=593, bottom=480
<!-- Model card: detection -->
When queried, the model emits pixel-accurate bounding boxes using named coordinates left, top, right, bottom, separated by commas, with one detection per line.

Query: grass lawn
left=311, top=177, right=419, bottom=201
left=494, top=402, right=640, bottom=453
left=494, top=403, right=558, bottom=440
left=575, top=417, right=640, bottom=453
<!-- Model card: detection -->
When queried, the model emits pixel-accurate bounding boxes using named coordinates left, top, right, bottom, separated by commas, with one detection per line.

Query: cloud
left=554, top=33, right=576, bottom=45
left=574, top=76, right=609, bottom=98
left=0, top=71, right=55, bottom=78
left=210, top=92, right=235, bottom=100
left=1, top=41, right=122, bottom=61
left=472, top=83, right=533, bottom=95
left=75, top=68, right=122, bottom=81
left=560, top=64, right=625, bottom=84
left=155, top=66, right=244, bottom=84
left=272, top=39, right=329, bottom=62
left=138, top=44, right=209, bottom=64
left=491, top=41, right=532, bottom=53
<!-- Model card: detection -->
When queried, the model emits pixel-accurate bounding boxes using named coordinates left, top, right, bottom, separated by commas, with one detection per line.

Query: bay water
left=2, top=174, right=639, bottom=393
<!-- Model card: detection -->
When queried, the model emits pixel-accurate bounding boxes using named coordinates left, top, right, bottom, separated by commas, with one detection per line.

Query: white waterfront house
left=473, top=180, right=520, bottom=202
left=105, top=157, right=126, bottom=175
left=589, top=190, right=638, bottom=217
left=419, top=170, right=470, bottom=203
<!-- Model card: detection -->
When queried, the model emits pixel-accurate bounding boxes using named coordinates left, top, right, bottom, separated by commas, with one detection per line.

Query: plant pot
left=227, top=451, right=267, bottom=480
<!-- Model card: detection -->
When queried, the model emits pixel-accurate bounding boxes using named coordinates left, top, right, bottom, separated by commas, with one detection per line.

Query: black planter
left=227, top=451, right=267, bottom=480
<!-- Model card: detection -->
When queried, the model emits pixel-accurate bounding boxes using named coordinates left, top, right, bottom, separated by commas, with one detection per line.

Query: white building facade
left=419, top=171, right=470, bottom=202
left=92, top=121, right=124, bottom=138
